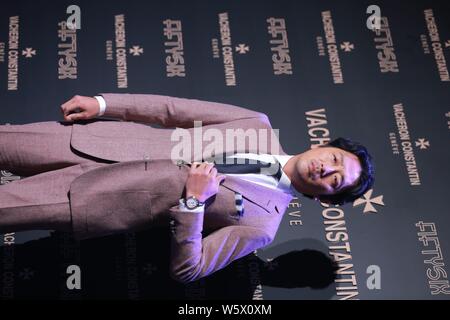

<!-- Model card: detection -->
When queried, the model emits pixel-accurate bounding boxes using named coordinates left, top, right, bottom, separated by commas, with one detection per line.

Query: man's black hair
left=303, top=137, right=375, bottom=205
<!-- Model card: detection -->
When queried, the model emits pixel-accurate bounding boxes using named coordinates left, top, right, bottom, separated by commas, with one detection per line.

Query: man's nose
left=320, top=163, right=336, bottom=177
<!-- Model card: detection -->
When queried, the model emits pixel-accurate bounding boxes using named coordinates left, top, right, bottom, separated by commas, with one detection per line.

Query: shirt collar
left=272, top=154, right=295, bottom=195
left=226, top=153, right=296, bottom=195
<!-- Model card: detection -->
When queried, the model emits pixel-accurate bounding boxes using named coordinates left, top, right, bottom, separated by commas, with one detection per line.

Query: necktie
left=199, top=153, right=283, bottom=220
left=203, top=153, right=283, bottom=181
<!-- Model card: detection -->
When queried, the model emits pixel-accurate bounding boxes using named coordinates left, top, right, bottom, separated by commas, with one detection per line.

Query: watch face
left=186, top=197, right=198, bottom=209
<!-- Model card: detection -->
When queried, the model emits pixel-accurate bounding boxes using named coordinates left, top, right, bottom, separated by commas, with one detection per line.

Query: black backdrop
left=1, top=0, right=449, bottom=299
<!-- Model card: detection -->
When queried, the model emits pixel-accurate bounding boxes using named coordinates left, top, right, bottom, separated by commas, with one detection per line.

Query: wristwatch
left=182, top=196, right=205, bottom=210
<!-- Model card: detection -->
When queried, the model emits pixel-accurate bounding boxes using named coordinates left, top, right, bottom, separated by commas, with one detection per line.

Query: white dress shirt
left=94, top=95, right=294, bottom=213
left=94, top=96, right=107, bottom=116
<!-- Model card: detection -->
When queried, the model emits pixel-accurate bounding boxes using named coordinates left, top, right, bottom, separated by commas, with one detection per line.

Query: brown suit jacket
left=68, top=93, right=294, bottom=282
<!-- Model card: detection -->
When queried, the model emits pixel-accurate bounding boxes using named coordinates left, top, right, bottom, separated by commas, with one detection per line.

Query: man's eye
left=333, top=176, right=338, bottom=189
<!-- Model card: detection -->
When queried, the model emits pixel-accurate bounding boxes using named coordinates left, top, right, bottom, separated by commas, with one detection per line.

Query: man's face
left=293, top=147, right=362, bottom=198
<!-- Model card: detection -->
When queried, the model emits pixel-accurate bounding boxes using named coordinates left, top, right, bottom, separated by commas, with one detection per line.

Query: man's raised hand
left=185, top=162, right=226, bottom=203
left=60, top=95, right=100, bottom=122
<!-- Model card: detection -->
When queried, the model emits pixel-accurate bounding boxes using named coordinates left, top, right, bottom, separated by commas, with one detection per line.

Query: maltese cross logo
left=22, top=48, right=36, bottom=58
left=236, top=44, right=250, bottom=54
left=142, top=263, right=158, bottom=276
left=19, top=267, right=35, bottom=280
left=353, top=189, right=384, bottom=213
left=415, top=138, right=430, bottom=150
left=129, top=45, right=144, bottom=56
left=340, top=42, right=354, bottom=52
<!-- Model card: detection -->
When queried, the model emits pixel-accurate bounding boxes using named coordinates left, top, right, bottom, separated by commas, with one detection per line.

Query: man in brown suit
left=0, top=93, right=374, bottom=283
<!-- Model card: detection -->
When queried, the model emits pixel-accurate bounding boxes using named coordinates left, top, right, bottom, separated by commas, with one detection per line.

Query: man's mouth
left=309, top=160, right=316, bottom=179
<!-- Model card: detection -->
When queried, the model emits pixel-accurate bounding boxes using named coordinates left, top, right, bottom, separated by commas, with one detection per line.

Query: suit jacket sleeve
left=98, top=93, right=269, bottom=128
left=168, top=205, right=273, bottom=283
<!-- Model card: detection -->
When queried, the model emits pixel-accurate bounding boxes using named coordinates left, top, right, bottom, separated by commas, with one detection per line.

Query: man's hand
left=60, top=95, right=100, bottom=122
left=185, top=162, right=226, bottom=203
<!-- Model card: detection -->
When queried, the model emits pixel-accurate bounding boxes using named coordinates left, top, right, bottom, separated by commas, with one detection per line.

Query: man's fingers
left=61, top=96, right=82, bottom=116
left=61, top=98, right=74, bottom=115
left=66, top=111, right=87, bottom=121
left=191, top=161, right=201, bottom=167
left=216, top=175, right=226, bottom=184
left=208, top=167, right=218, bottom=177
left=203, top=162, right=215, bottom=173
left=191, top=162, right=214, bottom=172
left=60, top=98, right=72, bottom=113
left=190, top=162, right=201, bottom=171
left=66, top=102, right=82, bottom=115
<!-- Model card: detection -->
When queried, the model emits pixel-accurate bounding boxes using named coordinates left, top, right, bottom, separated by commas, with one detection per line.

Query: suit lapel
left=174, top=158, right=293, bottom=214
left=220, top=175, right=293, bottom=214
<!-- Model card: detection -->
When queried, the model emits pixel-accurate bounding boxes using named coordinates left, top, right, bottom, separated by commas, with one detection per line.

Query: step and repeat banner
left=0, top=0, right=449, bottom=299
